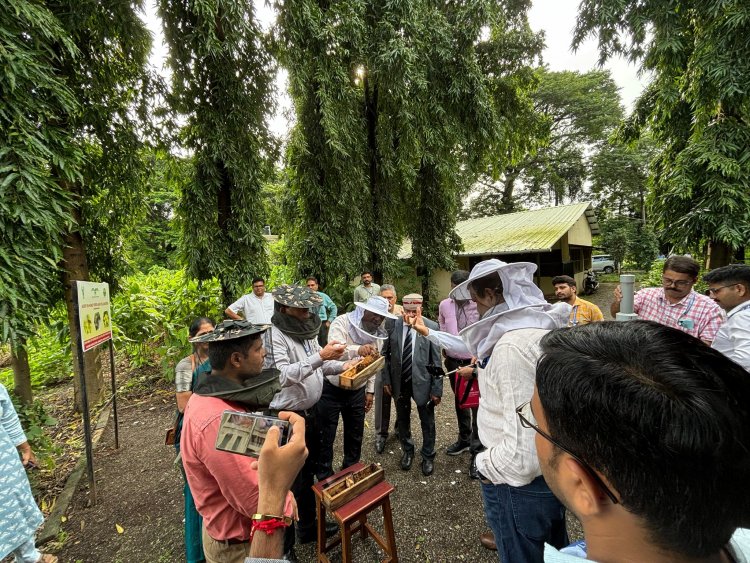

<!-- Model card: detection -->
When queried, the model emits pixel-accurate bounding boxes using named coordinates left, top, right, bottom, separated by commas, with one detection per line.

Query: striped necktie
left=402, top=327, right=412, bottom=383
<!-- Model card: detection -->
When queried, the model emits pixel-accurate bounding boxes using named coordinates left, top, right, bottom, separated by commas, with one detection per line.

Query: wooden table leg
left=381, top=497, right=398, bottom=562
left=316, top=495, right=326, bottom=558
left=341, top=522, right=353, bottom=563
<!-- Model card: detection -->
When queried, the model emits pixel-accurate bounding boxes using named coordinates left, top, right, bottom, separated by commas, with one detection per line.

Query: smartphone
left=215, top=411, right=292, bottom=458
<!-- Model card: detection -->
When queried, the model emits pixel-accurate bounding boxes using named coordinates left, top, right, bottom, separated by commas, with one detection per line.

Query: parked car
left=592, top=254, right=616, bottom=274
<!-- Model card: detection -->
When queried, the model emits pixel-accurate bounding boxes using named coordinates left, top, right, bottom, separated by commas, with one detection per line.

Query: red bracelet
left=250, top=517, right=290, bottom=541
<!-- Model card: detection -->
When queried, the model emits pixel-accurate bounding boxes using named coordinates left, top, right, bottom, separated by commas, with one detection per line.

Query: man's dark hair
left=189, top=317, right=215, bottom=338
left=703, top=264, right=750, bottom=291
left=208, top=333, right=262, bottom=371
left=536, top=321, right=750, bottom=558
left=361, top=270, right=372, bottom=276
left=252, top=277, right=265, bottom=285
left=306, top=276, right=318, bottom=284
left=552, top=275, right=576, bottom=288
left=450, top=270, right=470, bottom=286
left=469, top=272, right=503, bottom=297
left=663, top=256, right=700, bottom=278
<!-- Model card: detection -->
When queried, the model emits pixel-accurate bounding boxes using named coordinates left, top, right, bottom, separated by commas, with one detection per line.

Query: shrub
left=112, top=267, right=223, bottom=379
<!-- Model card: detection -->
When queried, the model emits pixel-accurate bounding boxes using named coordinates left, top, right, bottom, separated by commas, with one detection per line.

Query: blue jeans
left=481, top=476, right=568, bottom=563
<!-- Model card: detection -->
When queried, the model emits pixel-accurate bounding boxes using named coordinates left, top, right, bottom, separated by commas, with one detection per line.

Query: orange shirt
left=568, top=297, right=604, bottom=326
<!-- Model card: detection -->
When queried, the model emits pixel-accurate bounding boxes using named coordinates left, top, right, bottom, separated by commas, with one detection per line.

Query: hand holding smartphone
left=215, top=411, right=292, bottom=458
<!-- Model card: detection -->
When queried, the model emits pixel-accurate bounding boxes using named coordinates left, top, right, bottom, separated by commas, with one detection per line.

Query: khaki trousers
left=201, top=524, right=250, bottom=563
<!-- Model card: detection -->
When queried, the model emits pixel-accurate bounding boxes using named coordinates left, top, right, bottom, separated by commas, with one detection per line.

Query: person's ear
left=561, top=457, right=613, bottom=517
left=229, top=351, right=244, bottom=368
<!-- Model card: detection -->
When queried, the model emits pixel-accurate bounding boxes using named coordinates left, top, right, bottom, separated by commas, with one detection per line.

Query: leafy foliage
left=112, top=268, right=224, bottom=378
left=467, top=68, right=623, bottom=217
left=600, top=217, right=659, bottom=272
left=160, top=0, right=276, bottom=303
left=277, top=0, right=542, bottom=284
left=0, top=0, right=80, bottom=345
left=590, top=136, right=655, bottom=221
left=0, top=320, right=72, bottom=391
left=575, top=0, right=750, bottom=264
left=125, top=151, right=188, bottom=272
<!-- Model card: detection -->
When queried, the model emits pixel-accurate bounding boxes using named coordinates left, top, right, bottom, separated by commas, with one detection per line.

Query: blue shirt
left=314, top=291, right=337, bottom=323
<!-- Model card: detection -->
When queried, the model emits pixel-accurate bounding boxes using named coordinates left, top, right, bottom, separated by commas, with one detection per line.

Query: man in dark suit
left=382, top=298, right=443, bottom=476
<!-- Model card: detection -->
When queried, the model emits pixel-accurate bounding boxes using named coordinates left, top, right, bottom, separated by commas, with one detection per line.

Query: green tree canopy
left=277, top=0, right=543, bottom=285
left=160, top=0, right=276, bottom=303
left=467, top=67, right=623, bottom=217
left=575, top=0, right=750, bottom=266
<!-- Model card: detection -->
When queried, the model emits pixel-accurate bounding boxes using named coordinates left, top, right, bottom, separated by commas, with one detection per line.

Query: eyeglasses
left=661, top=277, right=692, bottom=288
left=516, top=401, right=619, bottom=504
left=707, top=284, right=737, bottom=295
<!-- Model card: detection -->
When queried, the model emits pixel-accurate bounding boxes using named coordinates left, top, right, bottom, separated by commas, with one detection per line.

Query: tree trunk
left=706, top=240, right=733, bottom=270
left=11, top=343, right=33, bottom=406
left=363, top=75, right=384, bottom=284
left=62, top=193, right=103, bottom=413
left=500, top=169, right=518, bottom=213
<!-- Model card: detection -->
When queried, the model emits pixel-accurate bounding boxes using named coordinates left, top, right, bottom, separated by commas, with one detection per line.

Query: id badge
left=678, top=318, right=694, bottom=330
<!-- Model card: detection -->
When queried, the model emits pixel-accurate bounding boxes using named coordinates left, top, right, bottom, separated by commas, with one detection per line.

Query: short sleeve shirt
left=228, top=292, right=274, bottom=324
left=175, top=355, right=194, bottom=393
left=569, top=297, right=604, bottom=326
left=633, top=288, right=724, bottom=341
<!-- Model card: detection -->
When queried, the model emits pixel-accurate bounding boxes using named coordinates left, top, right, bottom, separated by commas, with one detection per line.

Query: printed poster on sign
left=77, top=281, right=113, bottom=352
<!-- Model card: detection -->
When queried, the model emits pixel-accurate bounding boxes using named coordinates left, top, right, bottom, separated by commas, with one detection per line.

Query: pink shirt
left=181, top=394, right=293, bottom=541
left=438, top=298, right=480, bottom=360
left=633, top=287, right=724, bottom=342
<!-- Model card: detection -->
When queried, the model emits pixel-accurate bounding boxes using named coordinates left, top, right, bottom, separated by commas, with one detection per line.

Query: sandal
left=37, top=554, right=58, bottom=563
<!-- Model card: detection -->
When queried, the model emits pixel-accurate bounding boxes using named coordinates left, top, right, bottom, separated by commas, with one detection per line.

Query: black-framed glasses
left=516, top=401, right=619, bottom=504
left=707, top=283, right=738, bottom=295
left=661, top=276, right=692, bottom=288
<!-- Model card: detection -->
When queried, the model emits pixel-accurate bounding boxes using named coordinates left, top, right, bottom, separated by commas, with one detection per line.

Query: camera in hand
left=215, top=411, right=292, bottom=457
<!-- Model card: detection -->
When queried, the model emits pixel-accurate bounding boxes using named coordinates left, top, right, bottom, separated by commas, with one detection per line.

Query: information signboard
left=76, top=281, right=113, bottom=352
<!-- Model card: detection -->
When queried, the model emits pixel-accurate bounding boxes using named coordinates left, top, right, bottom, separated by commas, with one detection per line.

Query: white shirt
left=228, top=292, right=274, bottom=324
left=711, top=301, right=750, bottom=371
left=475, top=328, right=547, bottom=487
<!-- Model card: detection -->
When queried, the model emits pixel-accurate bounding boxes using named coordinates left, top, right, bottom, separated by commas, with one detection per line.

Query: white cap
left=354, top=296, right=398, bottom=320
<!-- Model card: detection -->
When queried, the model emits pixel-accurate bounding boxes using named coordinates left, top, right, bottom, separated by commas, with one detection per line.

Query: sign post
left=72, top=281, right=115, bottom=505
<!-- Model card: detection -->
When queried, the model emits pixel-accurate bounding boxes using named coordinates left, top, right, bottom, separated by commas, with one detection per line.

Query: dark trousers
left=316, top=381, right=365, bottom=481
left=396, top=378, right=436, bottom=460
left=445, top=356, right=483, bottom=455
left=317, top=321, right=330, bottom=347
left=374, top=370, right=398, bottom=438
left=284, top=409, right=320, bottom=551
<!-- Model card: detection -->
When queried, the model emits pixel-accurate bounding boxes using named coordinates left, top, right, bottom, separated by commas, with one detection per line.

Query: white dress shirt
left=474, top=328, right=548, bottom=487
left=711, top=301, right=750, bottom=371
left=228, top=292, right=274, bottom=324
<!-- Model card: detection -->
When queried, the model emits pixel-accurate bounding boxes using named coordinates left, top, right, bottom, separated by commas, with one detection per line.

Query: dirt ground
left=40, top=287, right=621, bottom=562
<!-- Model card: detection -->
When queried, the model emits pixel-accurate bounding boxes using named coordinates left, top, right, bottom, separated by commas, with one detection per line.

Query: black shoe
left=283, top=548, right=298, bottom=562
left=469, top=456, right=479, bottom=480
left=375, top=436, right=386, bottom=454
left=401, top=451, right=414, bottom=470
left=421, top=458, right=434, bottom=476
left=446, top=440, right=471, bottom=456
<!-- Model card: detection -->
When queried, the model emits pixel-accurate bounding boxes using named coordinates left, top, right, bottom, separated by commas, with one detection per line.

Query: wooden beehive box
left=322, top=463, right=385, bottom=511
left=339, top=355, right=385, bottom=389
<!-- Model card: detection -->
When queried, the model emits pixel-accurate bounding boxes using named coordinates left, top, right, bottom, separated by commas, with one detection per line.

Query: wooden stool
left=313, top=463, right=398, bottom=563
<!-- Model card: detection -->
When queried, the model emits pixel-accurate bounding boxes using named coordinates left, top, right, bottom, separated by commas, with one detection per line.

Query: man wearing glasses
left=527, top=321, right=750, bottom=562
left=610, top=255, right=723, bottom=344
left=704, top=264, right=750, bottom=371
left=225, top=278, right=275, bottom=325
